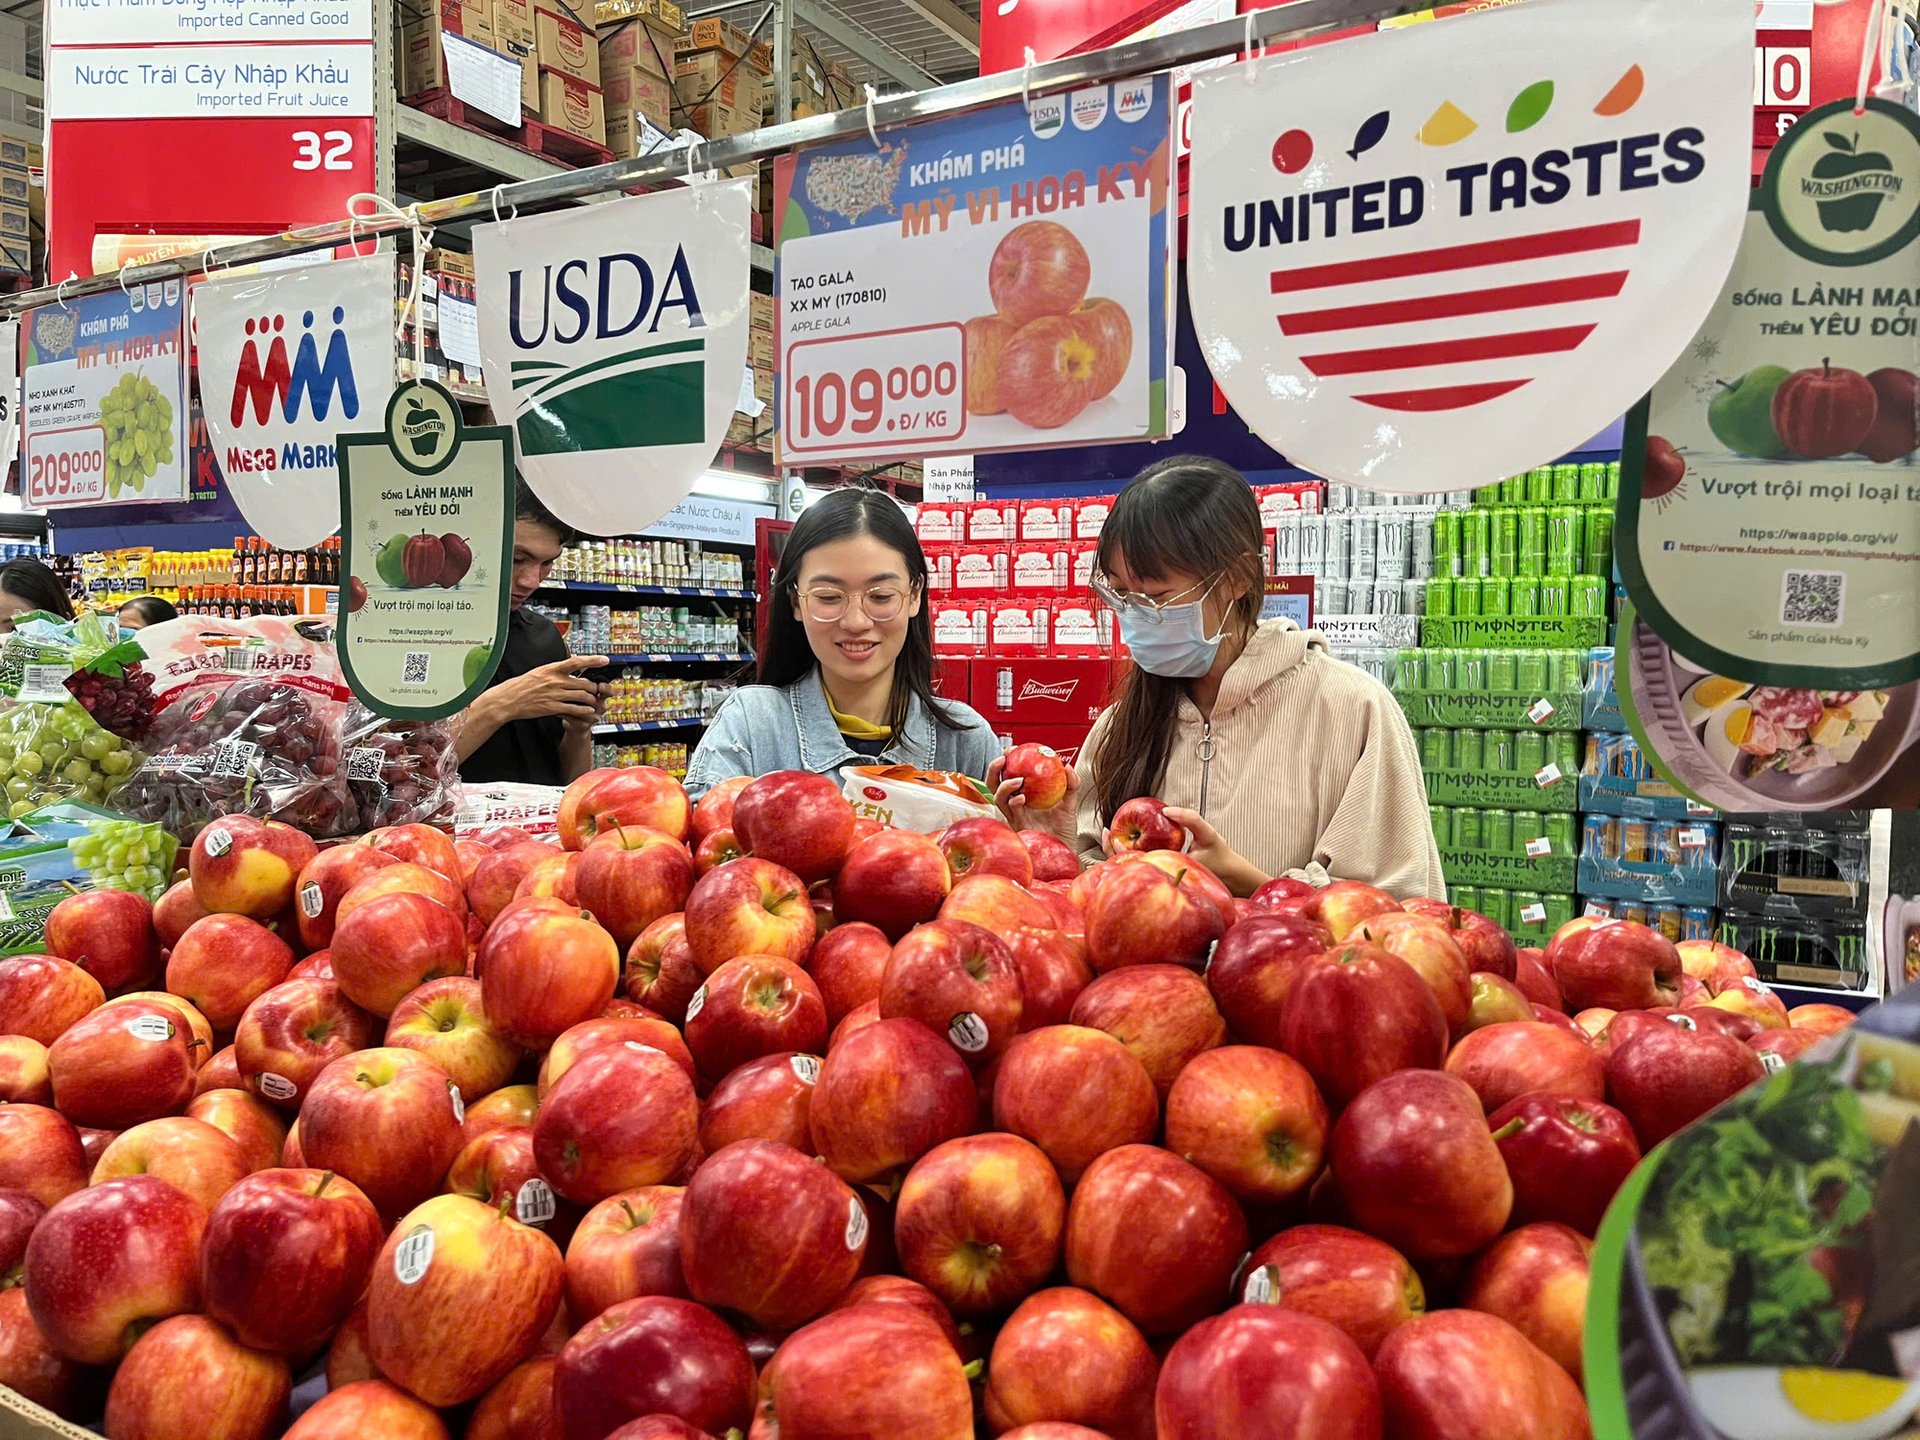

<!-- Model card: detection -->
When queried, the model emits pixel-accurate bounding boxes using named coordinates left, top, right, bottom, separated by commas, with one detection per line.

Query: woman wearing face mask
left=686, top=487, right=1000, bottom=795
left=992, top=456, right=1443, bottom=900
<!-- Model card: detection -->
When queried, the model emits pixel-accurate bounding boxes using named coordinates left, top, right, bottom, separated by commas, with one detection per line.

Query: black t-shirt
left=459, top=608, right=572, bottom=787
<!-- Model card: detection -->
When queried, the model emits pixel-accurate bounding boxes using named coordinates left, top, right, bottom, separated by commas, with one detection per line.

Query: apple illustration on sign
left=1860, top=368, right=1919, bottom=463
left=347, top=577, right=368, bottom=614
left=1771, top=359, right=1878, bottom=459
left=1706, top=366, right=1789, bottom=458
left=1810, top=131, right=1895, bottom=234
left=1642, top=435, right=1687, bottom=502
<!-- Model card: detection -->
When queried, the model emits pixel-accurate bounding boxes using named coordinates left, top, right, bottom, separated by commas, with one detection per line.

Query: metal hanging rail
left=3, top=0, right=1428, bottom=315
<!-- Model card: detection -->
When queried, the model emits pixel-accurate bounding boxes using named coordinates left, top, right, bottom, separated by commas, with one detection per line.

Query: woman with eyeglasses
left=991, top=456, right=1443, bottom=900
left=685, top=487, right=1000, bottom=796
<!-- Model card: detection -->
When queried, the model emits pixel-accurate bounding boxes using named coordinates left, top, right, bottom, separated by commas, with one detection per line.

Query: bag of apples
left=339, top=698, right=462, bottom=832
left=114, top=613, right=359, bottom=842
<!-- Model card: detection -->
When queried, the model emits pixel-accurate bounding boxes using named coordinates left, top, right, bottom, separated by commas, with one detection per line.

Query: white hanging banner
left=194, top=252, right=396, bottom=548
left=473, top=182, right=754, bottom=537
left=1187, top=0, right=1753, bottom=493
left=0, top=320, right=17, bottom=477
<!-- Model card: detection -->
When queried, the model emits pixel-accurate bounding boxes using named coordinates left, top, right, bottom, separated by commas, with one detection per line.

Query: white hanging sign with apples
left=1617, top=97, right=1920, bottom=689
left=1186, top=0, right=1754, bottom=493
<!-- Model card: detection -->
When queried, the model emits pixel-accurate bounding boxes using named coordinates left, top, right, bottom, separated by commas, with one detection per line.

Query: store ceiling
left=702, top=0, right=983, bottom=91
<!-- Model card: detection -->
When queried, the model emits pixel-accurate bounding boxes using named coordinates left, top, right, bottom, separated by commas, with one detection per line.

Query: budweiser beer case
left=969, top=660, right=1114, bottom=726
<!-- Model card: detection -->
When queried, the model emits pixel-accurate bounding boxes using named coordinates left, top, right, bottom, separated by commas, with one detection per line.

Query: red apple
left=1106, top=797, right=1185, bottom=855
left=700, top=1050, right=819, bottom=1154
left=1204, top=913, right=1332, bottom=1049
left=624, top=913, right=703, bottom=1022
left=1004, top=743, right=1070, bottom=811
left=186, top=1088, right=289, bottom=1174
left=1155, top=1305, right=1381, bottom=1440
left=879, top=919, right=1024, bottom=1065
left=91, top=1115, right=248, bottom=1211
left=1463, top=972, right=1535, bottom=1034
left=565, top=1186, right=688, bottom=1324
left=1085, top=854, right=1227, bottom=974
left=0, top=954, right=104, bottom=1045
left=367, top=1192, right=564, bottom=1407
left=195, top=1044, right=245, bottom=1096
left=1353, top=912, right=1474, bottom=1035
left=555, top=1295, right=754, bottom=1440
left=164, top=913, right=295, bottom=1031
left=45, top=889, right=160, bottom=996
left=693, top=828, right=742, bottom=875
left=683, top=857, right=815, bottom=974
left=444, top=1125, right=549, bottom=1222
left=468, top=842, right=562, bottom=928
left=680, top=1139, right=867, bottom=1331
left=895, top=1132, right=1065, bottom=1316
left=1305, top=880, right=1402, bottom=940
left=752, top=1303, right=972, bottom=1438
left=0, top=1286, right=88, bottom=1418
left=464, top=1082, right=537, bottom=1146
left=939, top=816, right=1035, bottom=886
left=0, top=1188, right=42, bottom=1286
left=1374, top=1309, right=1591, bottom=1440
left=1674, top=937, right=1755, bottom=993
left=1693, top=975, right=1791, bottom=1030
left=298, top=1047, right=467, bottom=1220
left=191, top=817, right=318, bottom=920
left=1461, top=1222, right=1592, bottom=1380
left=1070, top=296, right=1133, bottom=400
left=1605, top=1022, right=1764, bottom=1147
left=538, top=1015, right=695, bottom=1096
left=1514, top=949, right=1563, bottom=1012
left=0, top=1035, right=51, bottom=1105
left=985, top=1287, right=1157, bottom=1440
left=1165, top=1044, right=1328, bottom=1204
left=576, top=826, right=696, bottom=949
left=337, top=861, right=468, bottom=927
left=329, top=892, right=466, bottom=1018
left=1020, top=829, right=1081, bottom=881
left=385, top=975, right=520, bottom=1101
left=685, top=954, right=828, bottom=1083
left=834, top=830, right=953, bottom=941
left=46, top=996, right=199, bottom=1128
left=533, top=1040, right=697, bottom=1205
left=154, top=877, right=213, bottom=948
left=1444, top=1022, right=1603, bottom=1113
left=291, top=846, right=400, bottom=951
left=828, top=1274, right=962, bottom=1356
left=964, top=312, right=1015, bottom=414
left=993, top=1024, right=1156, bottom=1183
left=810, top=1016, right=978, bottom=1182
left=561, top=767, right=691, bottom=849
left=1070, top=964, right=1226, bottom=1099
left=0, top=1106, right=88, bottom=1210
left=1006, top=926, right=1093, bottom=1030
left=468, top=1357, right=561, bottom=1440
left=234, top=977, right=377, bottom=1108
left=1250, top=875, right=1316, bottom=913
left=1551, top=919, right=1681, bottom=1011
left=990, top=219, right=1091, bottom=327
left=691, top=776, right=750, bottom=842
left=106, top=989, right=214, bottom=1055
left=1064, top=1145, right=1248, bottom=1335
left=731, top=770, right=857, bottom=885
left=24, top=1175, right=207, bottom=1364
left=1773, top=359, right=1879, bottom=459
left=284, top=1379, right=451, bottom=1440
left=289, top=951, right=334, bottom=982
left=1788, top=1003, right=1855, bottom=1036
left=1280, top=942, right=1448, bottom=1112
left=1754, top=1028, right=1825, bottom=1066
left=479, top=903, right=622, bottom=1049
left=808, top=920, right=892, bottom=1026
left=1330, top=1071, right=1511, bottom=1260
left=1239, top=1223, right=1424, bottom=1359
left=941, top=871, right=1059, bottom=935
left=511, top=853, right=582, bottom=910
left=201, top=1167, right=382, bottom=1354
left=104, top=1313, right=291, bottom=1440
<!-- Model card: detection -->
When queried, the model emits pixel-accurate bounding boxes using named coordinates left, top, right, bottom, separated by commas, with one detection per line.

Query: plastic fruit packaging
left=341, top=699, right=462, bottom=831
left=64, top=615, right=160, bottom=743
left=114, top=614, right=357, bottom=842
left=0, top=614, right=146, bottom=820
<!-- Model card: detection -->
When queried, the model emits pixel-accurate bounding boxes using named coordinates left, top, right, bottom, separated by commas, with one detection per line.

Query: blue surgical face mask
left=1116, top=596, right=1228, bottom=679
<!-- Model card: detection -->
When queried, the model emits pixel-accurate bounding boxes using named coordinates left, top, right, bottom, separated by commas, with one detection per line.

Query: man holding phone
left=456, top=479, right=607, bottom=786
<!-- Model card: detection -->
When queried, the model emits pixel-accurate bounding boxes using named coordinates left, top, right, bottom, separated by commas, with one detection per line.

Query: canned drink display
left=1682, top=908, right=1715, bottom=941
left=1490, top=510, right=1519, bottom=578
left=1479, top=888, right=1512, bottom=930
left=1501, top=475, right=1529, bottom=506
left=1621, top=819, right=1650, bottom=863
left=1583, top=814, right=1616, bottom=861
left=1484, top=729, right=1516, bottom=771
left=1571, top=575, right=1607, bottom=618
left=1460, top=652, right=1488, bottom=692
left=1395, top=649, right=1425, bottom=688
left=1579, top=463, right=1608, bottom=502
left=1586, top=732, right=1618, bottom=776
left=1548, top=650, right=1584, bottom=693
left=1428, top=648, right=1457, bottom=688
left=1327, top=483, right=1354, bottom=510
left=1430, top=511, right=1459, bottom=576
left=1552, top=732, right=1581, bottom=777
left=1585, top=509, right=1615, bottom=578
left=1620, top=903, right=1651, bottom=926
left=1452, top=885, right=1482, bottom=914
left=1526, top=468, right=1554, bottom=504
left=1509, top=579, right=1540, bottom=616
left=1484, top=808, right=1514, bottom=854
left=1477, top=484, right=1506, bottom=508
left=1653, top=906, right=1683, bottom=942
left=1544, top=893, right=1577, bottom=931
left=1455, top=807, right=1484, bottom=850
left=1460, top=510, right=1490, bottom=578
left=1350, top=513, right=1378, bottom=580
left=1300, top=514, right=1326, bottom=572
left=1546, top=508, right=1583, bottom=575
left=1453, top=728, right=1485, bottom=771
left=1430, top=806, right=1452, bottom=847
left=1487, top=651, right=1517, bottom=690
left=1650, top=822, right=1681, bottom=865
left=1410, top=517, right=1435, bottom=579
left=1377, top=513, right=1410, bottom=580
left=1537, top=577, right=1571, bottom=616
left=1546, top=813, right=1577, bottom=856
left=1452, top=576, right=1483, bottom=616
left=1480, top=577, right=1510, bottom=616
left=1514, top=730, right=1547, bottom=776
left=1516, top=508, right=1547, bottom=576
left=1323, top=514, right=1352, bottom=577
left=1423, top=728, right=1454, bottom=770
left=1606, top=461, right=1621, bottom=499
left=1515, top=650, right=1551, bottom=692
left=1324, top=578, right=1352, bottom=614
left=1553, top=464, right=1581, bottom=503
left=1425, top=577, right=1453, bottom=616
left=1403, top=579, right=1428, bottom=616
left=1373, top=580, right=1402, bottom=615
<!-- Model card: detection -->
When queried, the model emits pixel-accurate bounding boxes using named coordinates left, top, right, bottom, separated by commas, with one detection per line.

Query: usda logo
left=1029, top=95, right=1065, bottom=140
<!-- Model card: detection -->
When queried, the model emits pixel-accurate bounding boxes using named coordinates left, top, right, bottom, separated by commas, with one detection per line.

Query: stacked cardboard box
left=599, top=16, right=682, bottom=159
left=0, top=138, right=27, bottom=276
left=533, top=3, right=606, bottom=143
left=594, top=0, right=683, bottom=30
left=493, top=0, right=539, bottom=115
left=397, top=0, right=495, bottom=96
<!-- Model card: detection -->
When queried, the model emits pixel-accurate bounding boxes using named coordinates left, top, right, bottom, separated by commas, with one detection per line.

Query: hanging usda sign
left=1186, top=0, right=1753, bottom=493
left=473, top=181, right=754, bottom=537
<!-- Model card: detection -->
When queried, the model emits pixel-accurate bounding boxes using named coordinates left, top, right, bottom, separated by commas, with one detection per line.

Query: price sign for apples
left=335, top=380, right=515, bottom=721
left=771, top=78, right=1176, bottom=465
left=1618, top=98, right=1920, bottom=689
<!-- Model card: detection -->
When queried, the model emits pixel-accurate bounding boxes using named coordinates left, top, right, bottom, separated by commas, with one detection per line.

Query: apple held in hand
left=1279, top=941, right=1449, bottom=1111
left=1065, top=1145, right=1247, bottom=1336
left=298, top=1047, right=467, bottom=1221
left=44, top=889, right=160, bottom=996
left=103, top=1313, right=292, bottom=1440
left=1107, top=797, right=1186, bottom=855
left=1005, top=743, right=1070, bottom=811
left=191, top=816, right=318, bottom=920
left=1374, top=1309, right=1591, bottom=1440
left=895, top=1132, right=1065, bottom=1317
left=986, top=1287, right=1158, bottom=1440
left=755, top=1303, right=974, bottom=1440
left=1239, top=1223, right=1424, bottom=1360
left=680, top=1139, right=868, bottom=1331
left=369, top=1193, right=564, bottom=1408
left=555, top=1295, right=754, bottom=1440
left=683, top=857, right=815, bottom=973
left=809, top=1017, right=978, bottom=1183
left=1155, top=1305, right=1382, bottom=1440
left=565, top=1186, right=688, bottom=1325
left=25, top=1175, right=207, bottom=1365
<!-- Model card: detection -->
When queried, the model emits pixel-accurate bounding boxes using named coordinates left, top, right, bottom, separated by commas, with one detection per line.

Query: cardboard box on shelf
left=1010, top=543, right=1069, bottom=594
left=749, top=292, right=774, bottom=332
left=966, top=501, right=1019, bottom=543
left=916, top=504, right=963, bottom=545
left=968, top=659, right=1113, bottom=725
left=673, top=50, right=760, bottom=111
left=535, top=4, right=600, bottom=82
left=400, top=1, right=496, bottom=94
left=1073, top=496, right=1113, bottom=540
left=923, top=543, right=954, bottom=592
left=604, top=63, right=674, bottom=129
left=752, top=364, right=772, bottom=402
left=1019, top=499, right=1073, bottom=540
left=930, top=661, right=971, bottom=706
left=539, top=70, right=606, bottom=143
left=599, top=17, right=677, bottom=77
left=682, top=16, right=758, bottom=64
left=989, top=601, right=1053, bottom=659
left=1051, top=601, right=1113, bottom=659
left=494, top=0, right=534, bottom=39
left=952, top=546, right=1008, bottom=595
left=747, top=330, right=774, bottom=371
left=678, top=97, right=756, bottom=141
left=1069, top=541, right=1098, bottom=592
left=604, top=108, right=674, bottom=161
left=595, top=0, right=683, bottom=32
left=932, top=603, right=988, bottom=658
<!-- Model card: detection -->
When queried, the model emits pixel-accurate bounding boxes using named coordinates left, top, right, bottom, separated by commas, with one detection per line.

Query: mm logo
left=505, top=249, right=708, bottom=456
left=1019, top=679, right=1079, bottom=703
left=231, top=307, right=360, bottom=427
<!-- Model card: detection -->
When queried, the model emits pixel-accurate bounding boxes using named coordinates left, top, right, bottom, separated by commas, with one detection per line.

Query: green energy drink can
left=1430, top=511, right=1460, bottom=577
left=1461, top=652, right=1489, bottom=692
left=1480, top=887, right=1512, bottom=930
left=1430, top=805, right=1452, bottom=847
left=1483, top=808, right=1514, bottom=854
left=1516, top=508, right=1547, bottom=576
left=1585, top=508, right=1614, bottom=578
left=1455, top=806, right=1484, bottom=850
left=1546, top=508, right=1583, bottom=575
left=1553, top=464, right=1581, bottom=502
left=1490, top=510, right=1519, bottom=577
left=1395, top=648, right=1424, bottom=689
left=1606, top=461, right=1621, bottom=499
left=1477, top=484, right=1505, bottom=508
left=1548, top=650, right=1583, bottom=693
left=1484, top=729, right=1517, bottom=771
left=1515, top=649, right=1550, bottom=693
left=1428, top=648, right=1457, bottom=689
left=1453, top=728, right=1485, bottom=771
left=1545, top=893, right=1576, bottom=931
left=1425, top=577, right=1453, bottom=616
left=1422, top=728, right=1454, bottom=770
left=1460, top=510, right=1490, bottom=578
left=1538, top=577, right=1570, bottom=616
left=1487, top=651, right=1518, bottom=690
left=1480, top=577, right=1510, bottom=616
left=1453, top=576, right=1483, bottom=616
left=1553, top=732, right=1581, bottom=777
left=1501, top=475, right=1528, bottom=506
left=1572, top=575, right=1607, bottom=618
left=1527, top=468, right=1554, bottom=504
left=1452, top=885, right=1482, bottom=914
left=1547, top=813, right=1577, bottom=857
left=1515, top=730, right=1547, bottom=776
left=1579, top=463, right=1608, bottom=502
left=1509, top=580, right=1539, bottom=616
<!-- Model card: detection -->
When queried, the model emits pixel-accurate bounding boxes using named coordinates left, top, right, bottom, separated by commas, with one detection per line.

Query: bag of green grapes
left=0, top=613, right=145, bottom=821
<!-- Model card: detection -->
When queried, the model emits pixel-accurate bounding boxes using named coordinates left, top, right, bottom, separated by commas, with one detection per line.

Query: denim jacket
left=684, top=669, right=1002, bottom=798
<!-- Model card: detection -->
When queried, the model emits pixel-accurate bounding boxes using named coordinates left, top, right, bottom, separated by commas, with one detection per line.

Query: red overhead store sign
left=44, top=0, right=376, bottom=282
left=980, top=0, right=1192, bottom=73
left=1753, top=0, right=1813, bottom=174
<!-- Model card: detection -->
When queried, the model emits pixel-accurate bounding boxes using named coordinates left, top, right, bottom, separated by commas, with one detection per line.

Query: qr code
left=1781, top=570, right=1844, bottom=628
left=346, top=747, right=384, bottom=783
left=403, top=651, right=430, bottom=684
left=211, top=739, right=260, bottom=778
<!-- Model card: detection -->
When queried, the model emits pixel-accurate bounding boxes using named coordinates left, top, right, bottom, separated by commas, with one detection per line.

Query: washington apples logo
left=1186, top=0, right=1752, bottom=493
left=1762, top=100, right=1920, bottom=266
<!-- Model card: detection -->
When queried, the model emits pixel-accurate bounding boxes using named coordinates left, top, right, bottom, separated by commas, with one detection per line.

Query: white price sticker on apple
left=1525, top=698, right=1556, bottom=725
left=782, top=324, right=967, bottom=458
left=25, top=425, right=108, bottom=508
left=125, top=1014, right=174, bottom=1042
left=844, top=1196, right=869, bottom=1252
left=1533, top=763, right=1564, bottom=788
left=515, top=1178, right=557, bottom=1227
left=1243, top=1264, right=1278, bottom=1305
left=393, top=1224, right=435, bottom=1285
left=1519, top=902, right=1547, bottom=924
left=947, top=1012, right=990, bottom=1054
left=447, top=1081, right=465, bottom=1124
left=790, top=1055, right=821, bottom=1086
left=1524, top=836, right=1553, bottom=858
left=298, top=882, right=325, bottom=919
left=685, top=985, right=707, bottom=1022
left=257, top=1072, right=298, bottom=1102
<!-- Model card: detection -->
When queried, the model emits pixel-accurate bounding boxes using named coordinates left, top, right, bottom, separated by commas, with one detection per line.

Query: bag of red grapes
left=115, top=614, right=359, bottom=843
left=339, top=699, right=462, bottom=831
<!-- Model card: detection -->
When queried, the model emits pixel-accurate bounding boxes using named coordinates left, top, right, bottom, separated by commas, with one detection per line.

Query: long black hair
left=1089, top=455, right=1266, bottom=826
left=760, top=487, right=962, bottom=733
left=0, top=559, right=75, bottom=621
left=118, top=595, right=179, bottom=628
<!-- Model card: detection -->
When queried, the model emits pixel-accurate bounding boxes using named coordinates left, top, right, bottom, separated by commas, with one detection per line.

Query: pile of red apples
left=0, top=758, right=1856, bottom=1440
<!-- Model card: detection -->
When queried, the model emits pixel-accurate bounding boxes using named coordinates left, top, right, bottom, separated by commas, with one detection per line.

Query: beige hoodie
left=1070, top=619, right=1446, bottom=901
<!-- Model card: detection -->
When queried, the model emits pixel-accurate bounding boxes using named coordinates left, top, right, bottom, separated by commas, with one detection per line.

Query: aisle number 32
left=293, top=131, right=357, bottom=172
